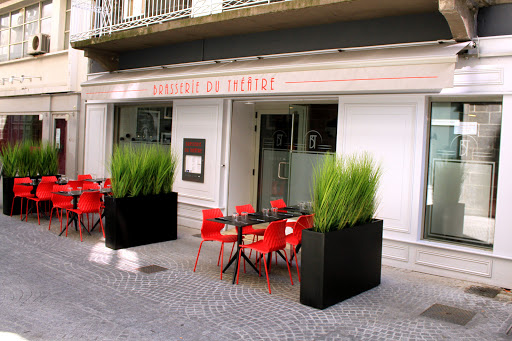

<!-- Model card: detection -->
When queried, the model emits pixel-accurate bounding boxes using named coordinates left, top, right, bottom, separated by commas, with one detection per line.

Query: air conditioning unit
left=27, top=33, right=50, bottom=56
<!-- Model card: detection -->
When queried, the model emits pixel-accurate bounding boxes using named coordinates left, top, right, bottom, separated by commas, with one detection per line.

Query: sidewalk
left=0, top=206, right=511, bottom=340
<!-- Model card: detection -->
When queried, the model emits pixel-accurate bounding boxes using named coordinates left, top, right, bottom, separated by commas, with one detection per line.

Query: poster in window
left=182, top=138, right=205, bottom=183
left=136, top=108, right=160, bottom=142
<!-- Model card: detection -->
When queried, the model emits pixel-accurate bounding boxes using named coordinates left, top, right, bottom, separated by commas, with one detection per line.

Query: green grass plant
left=0, top=141, right=58, bottom=177
left=312, top=153, right=381, bottom=233
left=110, top=144, right=178, bottom=199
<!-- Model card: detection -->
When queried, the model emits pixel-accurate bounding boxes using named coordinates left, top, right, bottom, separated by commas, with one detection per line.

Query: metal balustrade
left=71, top=0, right=286, bottom=42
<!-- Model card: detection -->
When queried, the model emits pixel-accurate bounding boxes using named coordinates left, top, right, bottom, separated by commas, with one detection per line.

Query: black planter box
left=104, top=192, right=178, bottom=250
left=3, top=177, right=18, bottom=216
left=300, top=219, right=384, bottom=309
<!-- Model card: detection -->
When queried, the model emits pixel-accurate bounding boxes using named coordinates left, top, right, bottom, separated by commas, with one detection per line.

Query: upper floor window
left=124, top=0, right=146, bottom=18
left=0, top=1, right=52, bottom=62
left=64, top=0, right=71, bottom=49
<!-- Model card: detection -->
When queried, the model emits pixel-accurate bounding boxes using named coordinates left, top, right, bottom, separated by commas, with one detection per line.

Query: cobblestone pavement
left=1, top=208, right=512, bottom=340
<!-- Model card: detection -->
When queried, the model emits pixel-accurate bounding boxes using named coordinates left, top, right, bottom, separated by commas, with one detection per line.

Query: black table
left=51, top=189, right=100, bottom=236
left=84, top=178, right=107, bottom=185
left=208, top=211, right=300, bottom=284
left=282, top=205, right=313, bottom=215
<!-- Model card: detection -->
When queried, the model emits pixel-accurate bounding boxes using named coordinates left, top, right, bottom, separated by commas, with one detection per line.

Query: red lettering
left=233, top=80, right=238, bottom=92
left=271, top=77, right=275, bottom=90
left=207, top=81, right=213, bottom=93
left=180, top=83, right=183, bottom=94
left=159, top=85, right=163, bottom=95
left=248, top=77, right=252, bottom=91
left=153, top=85, right=157, bottom=95
left=261, top=79, right=267, bottom=90
left=241, top=77, right=245, bottom=92
left=165, top=84, right=169, bottom=94
left=185, top=83, right=190, bottom=94
left=215, top=81, right=220, bottom=92
left=196, top=82, right=200, bottom=93
left=255, top=79, right=259, bottom=90
left=228, top=80, right=232, bottom=92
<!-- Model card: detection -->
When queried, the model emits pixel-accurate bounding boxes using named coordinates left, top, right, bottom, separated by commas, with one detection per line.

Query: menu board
left=182, top=138, right=205, bottom=183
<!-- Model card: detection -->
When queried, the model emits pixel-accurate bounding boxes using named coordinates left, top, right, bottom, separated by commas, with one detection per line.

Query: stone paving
left=0, top=205, right=512, bottom=340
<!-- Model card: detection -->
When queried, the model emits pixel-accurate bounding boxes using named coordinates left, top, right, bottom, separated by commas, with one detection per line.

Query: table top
left=282, top=205, right=313, bottom=215
left=84, top=178, right=107, bottom=183
left=51, top=188, right=112, bottom=196
left=208, top=211, right=299, bottom=227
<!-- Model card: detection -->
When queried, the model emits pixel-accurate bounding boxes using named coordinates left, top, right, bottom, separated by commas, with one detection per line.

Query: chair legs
left=193, top=240, right=205, bottom=272
left=195, top=240, right=235, bottom=280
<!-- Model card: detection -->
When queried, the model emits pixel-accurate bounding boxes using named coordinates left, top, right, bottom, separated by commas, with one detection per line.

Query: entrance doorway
left=54, top=118, right=67, bottom=174
left=257, top=103, right=338, bottom=209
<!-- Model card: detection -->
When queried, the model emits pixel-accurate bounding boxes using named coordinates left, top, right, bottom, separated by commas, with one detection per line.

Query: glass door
left=257, top=104, right=337, bottom=210
left=54, top=118, right=67, bottom=175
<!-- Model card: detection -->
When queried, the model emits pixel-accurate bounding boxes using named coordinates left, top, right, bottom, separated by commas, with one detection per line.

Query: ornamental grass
left=312, top=153, right=381, bottom=233
left=110, top=144, right=178, bottom=198
left=0, top=141, right=58, bottom=177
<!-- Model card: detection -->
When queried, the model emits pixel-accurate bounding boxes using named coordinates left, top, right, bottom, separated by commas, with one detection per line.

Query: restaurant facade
left=77, top=35, right=512, bottom=289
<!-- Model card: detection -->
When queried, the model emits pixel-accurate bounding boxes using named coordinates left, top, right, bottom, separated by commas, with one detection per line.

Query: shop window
left=0, top=114, right=43, bottom=147
left=114, top=105, right=172, bottom=148
left=0, top=1, right=52, bottom=62
left=424, top=102, right=502, bottom=249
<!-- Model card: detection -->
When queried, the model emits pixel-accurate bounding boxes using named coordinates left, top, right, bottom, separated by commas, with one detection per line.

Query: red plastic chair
left=41, top=176, right=58, bottom=183
left=77, top=174, right=92, bottom=181
left=237, top=220, right=293, bottom=294
left=194, top=208, right=238, bottom=280
left=285, top=214, right=314, bottom=282
left=26, top=182, right=54, bottom=224
left=235, top=204, right=265, bottom=237
left=11, top=177, right=34, bottom=220
left=270, top=199, right=286, bottom=210
left=67, top=180, right=83, bottom=190
left=103, top=178, right=111, bottom=188
left=82, top=182, right=100, bottom=190
left=49, top=184, right=73, bottom=233
left=66, top=191, right=104, bottom=242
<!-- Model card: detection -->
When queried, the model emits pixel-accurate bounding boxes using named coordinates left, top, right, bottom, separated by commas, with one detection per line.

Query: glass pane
left=0, top=46, right=8, bottom=62
left=0, top=115, right=43, bottom=145
left=41, top=18, right=51, bottom=35
left=42, top=1, right=53, bottom=18
left=115, top=105, right=172, bottom=149
left=11, top=10, right=23, bottom=26
left=65, top=11, right=71, bottom=31
left=23, top=41, right=28, bottom=57
left=0, top=14, right=9, bottom=29
left=10, top=26, right=23, bottom=43
left=25, top=4, right=40, bottom=22
left=424, top=102, right=502, bottom=248
left=64, top=32, right=69, bottom=49
left=10, top=43, right=22, bottom=59
left=0, top=30, right=8, bottom=46
left=24, top=22, right=38, bottom=40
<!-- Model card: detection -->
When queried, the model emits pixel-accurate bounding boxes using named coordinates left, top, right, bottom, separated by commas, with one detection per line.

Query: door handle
left=277, top=162, right=289, bottom=180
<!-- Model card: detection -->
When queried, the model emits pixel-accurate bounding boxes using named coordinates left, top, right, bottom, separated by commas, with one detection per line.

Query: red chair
left=270, top=199, right=286, bottom=210
left=194, top=208, right=238, bottom=280
left=77, top=174, right=92, bottom=181
left=41, top=176, right=58, bottom=183
left=237, top=220, right=293, bottom=294
left=26, top=182, right=54, bottom=224
left=67, top=180, right=83, bottom=190
left=11, top=177, right=34, bottom=220
left=49, top=184, right=73, bottom=233
left=82, top=182, right=100, bottom=190
left=66, top=191, right=104, bottom=242
left=285, top=214, right=314, bottom=282
left=103, top=178, right=111, bottom=188
left=235, top=204, right=265, bottom=237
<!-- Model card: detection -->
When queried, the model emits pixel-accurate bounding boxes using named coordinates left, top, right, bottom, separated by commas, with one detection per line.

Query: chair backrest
left=82, top=182, right=100, bottom=190
left=291, top=214, right=314, bottom=242
left=67, top=180, right=83, bottom=190
left=51, top=184, right=72, bottom=205
left=35, top=181, right=54, bottom=200
left=41, top=176, right=57, bottom=183
left=77, top=174, right=92, bottom=181
left=13, top=177, right=32, bottom=195
left=78, top=191, right=102, bottom=212
left=270, top=199, right=286, bottom=209
left=262, top=220, right=287, bottom=252
left=103, top=178, right=111, bottom=188
left=235, top=204, right=255, bottom=214
left=201, top=208, right=225, bottom=239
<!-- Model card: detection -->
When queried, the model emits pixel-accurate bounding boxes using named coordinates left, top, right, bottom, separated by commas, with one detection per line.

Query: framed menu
left=182, top=138, right=205, bottom=183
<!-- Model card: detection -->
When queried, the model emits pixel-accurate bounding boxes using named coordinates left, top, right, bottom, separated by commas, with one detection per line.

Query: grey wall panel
left=477, top=4, right=512, bottom=37
left=118, top=12, right=451, bottom=70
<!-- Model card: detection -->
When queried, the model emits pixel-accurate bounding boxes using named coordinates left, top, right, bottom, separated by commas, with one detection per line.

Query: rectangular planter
left=104, top=192, right=178, bottom=250
left=3, top=177, right=20, bottom=216
left=300, top=219, right=384, bottom=309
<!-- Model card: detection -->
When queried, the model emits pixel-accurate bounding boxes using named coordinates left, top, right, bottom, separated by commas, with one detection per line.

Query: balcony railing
left=71, top=0, right=286, bottom=42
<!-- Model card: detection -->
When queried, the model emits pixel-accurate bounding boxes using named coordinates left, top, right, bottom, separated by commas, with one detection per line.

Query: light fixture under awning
left=82, top=42, right=470, bottom=101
